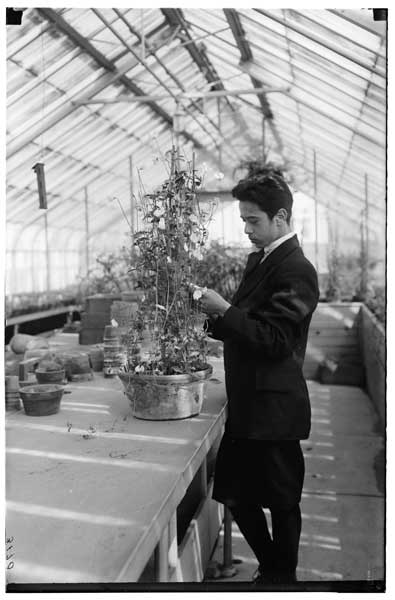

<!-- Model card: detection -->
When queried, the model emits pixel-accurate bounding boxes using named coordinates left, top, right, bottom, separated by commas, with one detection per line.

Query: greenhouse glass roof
left=6, top=7, right=387, bottom=249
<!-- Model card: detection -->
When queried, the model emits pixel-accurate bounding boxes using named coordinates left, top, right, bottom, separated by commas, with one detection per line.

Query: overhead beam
left=238, top=83, right=385, bottom=149
left=7, top=8, right=201, bottom=158
left=223, top=8, right=284, bottom=156
left=159, top=8, right=262, bottom=160
left=36, top=9, right=179, bottom=128
left=161, top=8, right=225, bottom=93
left=224, top=8, right=272, bottom=119
left=75, top=86, right=288, bottom=104
left=327, top=43, right=385, bottom=206
left=254, top=9, right=386, bottom=81
left=287, top=9, right=386, bottom=59
left=327, top=8, right=387, bottom=38
left=94, top=8, right=239, bottom=162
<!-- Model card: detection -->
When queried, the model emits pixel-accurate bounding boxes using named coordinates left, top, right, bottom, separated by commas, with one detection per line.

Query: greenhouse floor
left=204, top=379, right=385, bottom=590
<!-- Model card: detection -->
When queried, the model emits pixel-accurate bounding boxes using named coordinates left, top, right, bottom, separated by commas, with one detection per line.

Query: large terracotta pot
left=118, top=365, right=213, bottom=421
left=19, top=384, right=64, bottom=416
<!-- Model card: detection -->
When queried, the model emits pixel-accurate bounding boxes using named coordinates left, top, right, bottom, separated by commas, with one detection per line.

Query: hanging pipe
left=84, top=186, right=90, bottom=276
left=313, top=149, right=319, bottom=274
left=44, top=210, right=51, bottom=291
left=129, top=155, right=136, bottom=241
left=365, top=173, right=369, bottom=271
left=262, top=115, right=266, bottom=162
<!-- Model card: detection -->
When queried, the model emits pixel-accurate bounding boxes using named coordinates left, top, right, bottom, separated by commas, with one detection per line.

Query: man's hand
left=199, top=289, right=231, bottom=317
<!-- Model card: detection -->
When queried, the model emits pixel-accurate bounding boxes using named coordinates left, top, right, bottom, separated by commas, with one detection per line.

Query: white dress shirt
left=260, top=231, right=296, bottom=263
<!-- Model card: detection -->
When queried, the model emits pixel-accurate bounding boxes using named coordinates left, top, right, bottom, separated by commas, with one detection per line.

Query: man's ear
left=275, top=208, right=288, bottom=223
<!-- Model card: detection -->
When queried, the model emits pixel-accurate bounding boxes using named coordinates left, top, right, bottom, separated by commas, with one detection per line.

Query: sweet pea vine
left=123, top=150, right=215, bottom=376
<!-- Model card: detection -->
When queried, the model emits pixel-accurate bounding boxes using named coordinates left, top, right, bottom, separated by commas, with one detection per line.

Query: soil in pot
left=19, top=384, right=64, bottom=416
left=60, top=352, right=93, bottom=381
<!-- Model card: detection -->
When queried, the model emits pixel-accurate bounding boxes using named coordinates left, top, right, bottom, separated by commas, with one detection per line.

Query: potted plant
left=19, top=384, right=64, bottom=416
left=77, top=246, right=144, bottom=345
left=118, top=149, right=214, bottom=420
left=35, top=355, right=66, bottom=384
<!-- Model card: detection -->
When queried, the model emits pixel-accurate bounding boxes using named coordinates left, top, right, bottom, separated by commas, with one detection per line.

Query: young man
left=199, top=172, right=319, bottom=585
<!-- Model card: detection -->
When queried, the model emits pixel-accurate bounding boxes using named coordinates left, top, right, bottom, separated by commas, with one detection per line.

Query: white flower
left=111, top=319, right=119, bottom=327
left=193, top=289, right=203, bottom=300
left=135, top=365, right=145, bottom=373
left=192, top=286, right=206, bottom=301
left=167, top=256, right=172, bottom=263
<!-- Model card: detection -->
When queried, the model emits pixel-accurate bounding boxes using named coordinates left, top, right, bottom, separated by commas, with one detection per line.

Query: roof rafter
left=223, top=8, right=285, bottom=157
left=254, top=8, right=386, bottom=80
left=37, top=8, right=197, bottom=136
left=94, top=8, right=241, bottom=163
left=161, top=8, right=226, bottom=93
left=159, top=8, right=258, bottom=161
left=113, top=9, right=249, bottom=157
left=286, top=8, right=386, bottom=58
left=327, top=9, right=387, bottom=38
left=327, top=42, right=386, bottom=205
left=7, top=8, right=202, bottom=159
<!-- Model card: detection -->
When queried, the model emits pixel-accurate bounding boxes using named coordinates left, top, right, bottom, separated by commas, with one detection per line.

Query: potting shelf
left=5, top=337, right=227, bottom=586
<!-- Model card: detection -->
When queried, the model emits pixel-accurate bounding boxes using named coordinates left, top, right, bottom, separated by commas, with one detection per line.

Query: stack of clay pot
left=103, top=325, right=126, bottom=377
left=5, top=376, right=21, bottom=411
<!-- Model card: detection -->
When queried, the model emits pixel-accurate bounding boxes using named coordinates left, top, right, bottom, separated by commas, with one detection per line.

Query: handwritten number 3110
left=6, top=536, right=14, bottom=569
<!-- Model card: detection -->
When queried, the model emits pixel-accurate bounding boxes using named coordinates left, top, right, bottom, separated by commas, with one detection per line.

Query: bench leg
left=155, top=523, right=169, bottom=582
left=168, top=511, right=182, bottom=582
left=221, top=505, right=237, bottom=577
left=155, top=511, right=182, bottom=582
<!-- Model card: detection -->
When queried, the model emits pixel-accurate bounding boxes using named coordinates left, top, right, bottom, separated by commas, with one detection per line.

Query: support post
left=360, top=211, right=367, bottom=300
left=129, top=155, right=135, bottom=242
left=173, top=100, right=183, bottom=168
left=313, top=149, right=319, bottom=273
left=44, top=210, right=51, bottom=290
left=221, top=506, right=236, bottom=577
left=155, top=523, right=169, bottom=582
left=84, top=187, right=90, bottom=275
left=262, top=115, right=266, bottom=161
left=217, top=97, right=223, bottom=169
left=365, top=173, right=369, bottom=272
left=198, top=457, right=208, bottom=498
left=168, top=511, right=182, bottom=582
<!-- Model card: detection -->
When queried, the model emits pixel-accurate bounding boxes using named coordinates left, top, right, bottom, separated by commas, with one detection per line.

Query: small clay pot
left=19, top=384, right=64, bottom=416
left=35, top=369, right=66, bottom=384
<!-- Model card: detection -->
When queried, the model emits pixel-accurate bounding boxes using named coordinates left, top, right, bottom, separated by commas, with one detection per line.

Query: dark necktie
left=243, top=248, right=266, bottom=278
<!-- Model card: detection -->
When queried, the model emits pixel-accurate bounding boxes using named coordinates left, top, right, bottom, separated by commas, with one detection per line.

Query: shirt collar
left=263, top=231, right=296, bottom=257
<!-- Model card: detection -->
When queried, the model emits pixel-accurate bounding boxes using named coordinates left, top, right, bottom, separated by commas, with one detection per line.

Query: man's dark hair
left=232, top=170, right=293, bottom=224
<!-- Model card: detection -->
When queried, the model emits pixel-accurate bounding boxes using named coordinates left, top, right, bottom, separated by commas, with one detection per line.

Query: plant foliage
left=197, top=242, right=246, bottom=302
left=123, top=150, right=215, bottom=375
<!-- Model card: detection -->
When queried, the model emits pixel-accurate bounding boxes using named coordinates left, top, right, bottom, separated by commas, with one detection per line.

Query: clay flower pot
left=118, top=365, right=213, bottom=421
left=35, top=368, right=66, bottom=384
left=19, top=384, right=64, bottom=416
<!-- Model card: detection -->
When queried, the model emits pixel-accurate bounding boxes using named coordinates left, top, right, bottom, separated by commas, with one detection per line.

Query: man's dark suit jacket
left=207, top=234, right=319, bottom=441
